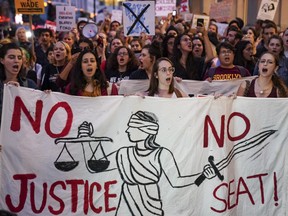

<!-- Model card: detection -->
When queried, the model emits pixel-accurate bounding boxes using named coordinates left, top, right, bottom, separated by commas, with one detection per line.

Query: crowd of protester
left=0, top=12, right=287, bottom=125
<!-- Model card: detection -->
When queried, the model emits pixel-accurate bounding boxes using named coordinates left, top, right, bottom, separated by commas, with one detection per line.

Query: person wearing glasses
left=203, top=41, right=250, bottom=81
left=145, top=57, right=187, bottom=97
left=105, top=46, right=139, bottom=83
left=237, top=52, right=288, bottom=97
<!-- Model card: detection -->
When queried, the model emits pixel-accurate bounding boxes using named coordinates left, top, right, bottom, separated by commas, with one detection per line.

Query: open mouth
left=87, top=68, right=93, bottom=72
left=12, top=65, right=19, bottom=70
left=55, top=54, right=61, bottom=58
left=262, top=68, right=268, bottom=73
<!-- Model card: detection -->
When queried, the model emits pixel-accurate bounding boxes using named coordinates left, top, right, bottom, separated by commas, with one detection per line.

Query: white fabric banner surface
left=0, top=85, right=288, bottom=216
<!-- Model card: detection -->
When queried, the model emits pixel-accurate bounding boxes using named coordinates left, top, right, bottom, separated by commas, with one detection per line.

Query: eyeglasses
left=220, top=50, right=233, bottom=55
left=158, top=67, right=175, bottom=74
left=259, top=59, right=275, bottom=65
left=117, top=52, right=129, bottom=56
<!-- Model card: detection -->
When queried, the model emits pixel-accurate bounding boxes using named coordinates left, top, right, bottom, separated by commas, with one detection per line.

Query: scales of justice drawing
left=54, top=121, right=113, bottom=173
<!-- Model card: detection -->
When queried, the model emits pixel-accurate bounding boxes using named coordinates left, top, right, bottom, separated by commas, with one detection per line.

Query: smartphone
left=172, top=10, right=177, bottom=17
left=197, top=18, right=204, bottom=27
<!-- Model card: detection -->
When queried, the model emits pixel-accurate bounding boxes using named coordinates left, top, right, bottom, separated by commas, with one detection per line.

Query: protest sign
left=256, top=0, right=279, bottom=21
left=56, top=6, right=76, bottom=32
left=155, top=0, right=176, bottom=17
left=15, top=0, right=45, bottom=14
left=111, top=10, right=123, bottom=24
left=0, top=86, right=288, bottom=215
left=123, top=1, right=155, bottom=36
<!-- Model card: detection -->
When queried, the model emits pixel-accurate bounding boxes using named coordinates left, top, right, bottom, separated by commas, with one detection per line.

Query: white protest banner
left=191, top=14, right=210, bottom=30
left=155, top=0, right=176, bottom=17
left=0, top=86, right=288, bottom=215
left=56, top=6, right=76, bottom=32
left=256, top=0, right=279, bottom=21
left=123, top=1, right=155, bottom=36
left=111, top=10, right=123, bottom=25
left=118, top=77, right=257, bottom=96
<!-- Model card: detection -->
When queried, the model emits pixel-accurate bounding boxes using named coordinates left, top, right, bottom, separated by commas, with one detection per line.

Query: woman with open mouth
left=172, top=26, right=214, bottom=81
left=253, top=35, right=288, bottom=87
left=41, top=41, right=71, bottom=92
left=145, top=57, right=187, bottom=98
left=0, top=43, right=37, bottom=125
left=65, top=50, right=116, bottom=97
left=105, top=46, right=139, bottom=83
left=237, top=52, right=288, bottom=98
left=129, top=42, right=162, bottom=80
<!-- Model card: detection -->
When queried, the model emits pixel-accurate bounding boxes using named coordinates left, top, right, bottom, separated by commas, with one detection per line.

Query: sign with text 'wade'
left=0, top=86, right=288, bottom=215
left=15, top=0, right=45, bottom=14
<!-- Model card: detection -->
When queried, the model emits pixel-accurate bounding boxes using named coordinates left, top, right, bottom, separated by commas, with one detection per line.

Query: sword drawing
left=195, top=129, right=276, bottom=186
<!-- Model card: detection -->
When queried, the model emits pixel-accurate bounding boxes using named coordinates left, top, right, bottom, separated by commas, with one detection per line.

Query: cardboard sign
left=191, top=14, right=210, bottom=29
left=15, top=0, right=45, bottom=14
left=123, top=1, right=155, bottom=36
left=256, top=0, right=279, bottom=21
left=56, top=6, right=76, bottom=32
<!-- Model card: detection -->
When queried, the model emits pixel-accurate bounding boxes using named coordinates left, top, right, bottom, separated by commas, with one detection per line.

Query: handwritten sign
left=123, top=1, right=155, bottom=36
left=256, top=0, right=279, bottom=21
left=56, top=6, right=76, bottom=32
left=15, top=0, right=44, bottom=14
left=155, top=0, right=176, bottom=17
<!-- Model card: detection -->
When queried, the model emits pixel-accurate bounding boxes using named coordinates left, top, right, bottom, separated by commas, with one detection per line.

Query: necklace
left=256, top=79, right=271, bottom=95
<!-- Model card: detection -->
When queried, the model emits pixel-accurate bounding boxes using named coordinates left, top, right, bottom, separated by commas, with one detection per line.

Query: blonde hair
left=52, top=41, right=71, bottom=65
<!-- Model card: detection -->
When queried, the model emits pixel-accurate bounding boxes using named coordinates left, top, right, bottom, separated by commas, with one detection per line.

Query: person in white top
left=146, top=57, right=187, bottom=98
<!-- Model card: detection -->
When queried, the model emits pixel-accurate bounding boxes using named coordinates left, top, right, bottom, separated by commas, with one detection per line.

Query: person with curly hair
left=105, top=46, right=139, bottom=83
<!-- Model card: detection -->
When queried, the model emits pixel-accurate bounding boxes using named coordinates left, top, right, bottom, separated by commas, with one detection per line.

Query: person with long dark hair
left=105, top=46, right=139, bottom=83
left=172, top=29, right=214, bottom=80
left=0, top=43, right=36, bottom=125
left=65, top=50, right=111, bottom=96
left=237, top=52, right=288, bottom=97
left=162, top=34, right=176, bottom=59
left=129, top=42, right=162, bottom=80
left=234, top=40, right=256, bottom=75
